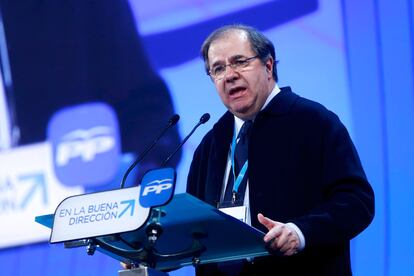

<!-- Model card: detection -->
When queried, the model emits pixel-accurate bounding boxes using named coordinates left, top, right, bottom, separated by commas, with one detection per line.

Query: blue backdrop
left=0, top=0, right=413, bottom=275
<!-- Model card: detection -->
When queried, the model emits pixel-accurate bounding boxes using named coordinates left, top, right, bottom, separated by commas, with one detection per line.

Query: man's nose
left=224, top=65, right=239, bottom=81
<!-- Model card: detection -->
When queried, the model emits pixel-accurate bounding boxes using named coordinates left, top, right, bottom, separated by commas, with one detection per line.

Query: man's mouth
left=229, top=86, right=246, bottom=96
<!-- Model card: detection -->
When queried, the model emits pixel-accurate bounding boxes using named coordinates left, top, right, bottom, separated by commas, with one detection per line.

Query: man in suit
left=187, top=24, right=374, bottom=275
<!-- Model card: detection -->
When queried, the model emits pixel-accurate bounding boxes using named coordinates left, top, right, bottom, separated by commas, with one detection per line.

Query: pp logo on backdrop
left=139, top=168, right=176, bottom=208
left=47, top=102, right=121, bottom=187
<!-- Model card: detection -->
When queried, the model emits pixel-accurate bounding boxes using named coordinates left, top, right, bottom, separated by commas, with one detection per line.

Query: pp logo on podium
left=139, top=168, right=176, bottom=208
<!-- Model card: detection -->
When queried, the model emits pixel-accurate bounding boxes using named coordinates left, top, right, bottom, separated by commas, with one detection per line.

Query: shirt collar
left=262, top=83, right=281, bottom=111
left=233, top=83, right=281, bottom=136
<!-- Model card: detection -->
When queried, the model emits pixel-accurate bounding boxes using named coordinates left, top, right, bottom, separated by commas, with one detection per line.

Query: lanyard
left=230, top=130, right=248, bottom=203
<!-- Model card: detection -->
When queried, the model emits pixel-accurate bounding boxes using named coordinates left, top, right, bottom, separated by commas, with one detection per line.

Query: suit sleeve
left=291, top=113, right=375, bottom=248
left=186, top=142, right=203, bottom=197
left=186, top=132, right=213, bottom=200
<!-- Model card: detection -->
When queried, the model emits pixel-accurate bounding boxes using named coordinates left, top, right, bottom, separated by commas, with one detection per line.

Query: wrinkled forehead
left=207, top=30, right=254, bottom=65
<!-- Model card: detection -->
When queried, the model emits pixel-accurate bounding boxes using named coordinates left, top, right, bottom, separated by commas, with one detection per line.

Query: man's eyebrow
left=230, top=55, right=247, bottom=60
left=210, top=55, right=247, bottom=67
left=210, top=60, right=224, bottom=68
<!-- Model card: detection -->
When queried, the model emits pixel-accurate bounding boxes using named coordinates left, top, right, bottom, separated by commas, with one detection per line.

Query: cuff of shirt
left=286, top=222, right=306, bottom=251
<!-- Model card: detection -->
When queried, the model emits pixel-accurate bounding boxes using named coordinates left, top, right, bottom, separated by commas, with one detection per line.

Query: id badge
left=219, top=205, right=247, bottom=223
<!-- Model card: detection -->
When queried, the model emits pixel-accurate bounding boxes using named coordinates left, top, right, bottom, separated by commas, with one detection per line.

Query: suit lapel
left=202, top=87, right=298, bottom=205
left=204, top=112, right=234, bottom=206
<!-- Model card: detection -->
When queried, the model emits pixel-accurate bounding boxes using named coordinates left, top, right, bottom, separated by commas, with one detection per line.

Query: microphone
left=161, top=113, right=210, bottom=167
left=120, top=114, right=180, bottom=188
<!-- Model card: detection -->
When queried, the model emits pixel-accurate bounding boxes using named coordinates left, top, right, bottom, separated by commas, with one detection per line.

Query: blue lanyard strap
left=230, top=131, right=248, bottom=195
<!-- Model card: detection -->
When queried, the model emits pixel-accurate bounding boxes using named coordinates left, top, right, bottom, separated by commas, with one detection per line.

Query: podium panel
left=36, top=193, right=269, bottom=272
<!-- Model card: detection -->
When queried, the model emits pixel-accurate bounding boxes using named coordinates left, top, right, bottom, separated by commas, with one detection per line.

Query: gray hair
left=201, top=24, right=278, bottom=82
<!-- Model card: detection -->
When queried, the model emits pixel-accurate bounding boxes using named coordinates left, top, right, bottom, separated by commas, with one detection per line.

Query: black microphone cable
left=119, top=114, right=180, bottom=188
left=161, top=113, right=210, bottom=167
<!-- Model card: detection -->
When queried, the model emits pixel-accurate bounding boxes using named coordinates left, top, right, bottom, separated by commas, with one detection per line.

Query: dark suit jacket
left=187, top=87, right=374, bottom=275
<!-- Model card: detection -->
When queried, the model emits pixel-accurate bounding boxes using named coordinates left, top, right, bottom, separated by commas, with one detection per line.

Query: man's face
left=207, top=30, right=275, bottom=120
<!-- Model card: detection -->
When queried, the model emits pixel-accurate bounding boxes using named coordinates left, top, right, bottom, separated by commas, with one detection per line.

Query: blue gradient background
left=1, top=0, right=413, bottom=275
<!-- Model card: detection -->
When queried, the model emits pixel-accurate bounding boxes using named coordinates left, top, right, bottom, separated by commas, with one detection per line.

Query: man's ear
left=265, top=57, right=274, bottom=75
left=265, top=57, right=275, bottom=77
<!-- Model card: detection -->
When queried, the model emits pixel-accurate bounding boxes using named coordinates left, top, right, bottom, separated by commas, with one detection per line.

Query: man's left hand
left=257, top=213, right=300, bottom=256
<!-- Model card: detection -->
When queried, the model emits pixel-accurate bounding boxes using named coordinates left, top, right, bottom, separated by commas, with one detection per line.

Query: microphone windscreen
left=200, top=113, right=210, bottom=124
left=169, top=114, right=180, bottom=125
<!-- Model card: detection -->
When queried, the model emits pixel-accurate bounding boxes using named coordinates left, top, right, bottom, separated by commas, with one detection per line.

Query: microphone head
left=169, top=114, right=180, bottom=125
left=200, top=113, right=210, bottom=124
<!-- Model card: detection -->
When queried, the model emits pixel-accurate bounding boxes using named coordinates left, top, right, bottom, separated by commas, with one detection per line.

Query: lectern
left=35, top=168, right=269, bottom=275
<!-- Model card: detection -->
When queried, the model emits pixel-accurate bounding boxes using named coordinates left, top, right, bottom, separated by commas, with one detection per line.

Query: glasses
left=208, top=55, right=259, bottom=80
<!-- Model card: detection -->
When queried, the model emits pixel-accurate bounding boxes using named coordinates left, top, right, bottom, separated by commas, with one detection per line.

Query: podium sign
left=50, top=168, right=176, bottom=243
left=51, top=186, right=150, bottom=243
left=36, top=168, right=268, bottom=274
